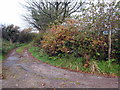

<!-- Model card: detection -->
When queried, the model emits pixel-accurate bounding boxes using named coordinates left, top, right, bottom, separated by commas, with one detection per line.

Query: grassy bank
left=16, top=44, right=30, bottom=54
left=29, top=46, right=119, bottom=77
left=1, top=39, right=27, bottom=60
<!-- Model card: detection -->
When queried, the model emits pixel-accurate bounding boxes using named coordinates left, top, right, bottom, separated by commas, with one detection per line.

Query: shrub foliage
left=40, top=22, right=109, bottom=60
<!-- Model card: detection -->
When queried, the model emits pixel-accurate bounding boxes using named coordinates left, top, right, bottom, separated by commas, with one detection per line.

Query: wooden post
left=108, top=29, right=111, bottom=60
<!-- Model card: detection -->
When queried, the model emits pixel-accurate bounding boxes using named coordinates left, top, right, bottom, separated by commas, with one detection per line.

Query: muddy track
left=2, top=49, right=119, bottom=88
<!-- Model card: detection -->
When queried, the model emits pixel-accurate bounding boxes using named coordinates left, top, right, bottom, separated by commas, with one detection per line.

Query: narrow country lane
left=2, top=49, right=119, bottom=88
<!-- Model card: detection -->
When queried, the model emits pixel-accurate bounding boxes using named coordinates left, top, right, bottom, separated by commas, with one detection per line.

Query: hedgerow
left=40, top=20, right=108, bottom=60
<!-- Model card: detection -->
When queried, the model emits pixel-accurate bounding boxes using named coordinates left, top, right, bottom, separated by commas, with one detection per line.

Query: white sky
left=0, top=0, right=27, bottom=29
left=0, top=0, right=119, bottom=29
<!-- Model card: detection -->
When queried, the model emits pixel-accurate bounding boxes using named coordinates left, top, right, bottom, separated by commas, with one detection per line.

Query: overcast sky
left=0, top=0, right=27, bottom=29
left=0, top=0, right=118, bottom=29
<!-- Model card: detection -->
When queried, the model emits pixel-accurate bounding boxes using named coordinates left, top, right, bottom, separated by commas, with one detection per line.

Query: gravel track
left=2, top=49, right=119, bottom=88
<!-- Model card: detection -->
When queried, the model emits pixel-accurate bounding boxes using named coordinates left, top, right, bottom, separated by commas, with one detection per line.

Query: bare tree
left=23, top=0, right=85, bottom=31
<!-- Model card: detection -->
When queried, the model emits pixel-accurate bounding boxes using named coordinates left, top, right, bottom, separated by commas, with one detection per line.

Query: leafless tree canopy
left=23, top=0, right=85, bottom=30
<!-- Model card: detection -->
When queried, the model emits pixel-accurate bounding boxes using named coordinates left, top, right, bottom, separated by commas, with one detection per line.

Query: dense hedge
left=39, top=24, right=109, bottom=60
left=32, top=17, right=119, bottom=61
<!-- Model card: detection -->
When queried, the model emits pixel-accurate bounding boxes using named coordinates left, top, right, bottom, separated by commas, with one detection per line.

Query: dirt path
left=2, top=49, right=119, bottom=88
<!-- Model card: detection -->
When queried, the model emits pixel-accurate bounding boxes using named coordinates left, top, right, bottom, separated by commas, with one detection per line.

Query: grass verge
left=29, top=46, right=119, bottom=77
left=0, top=54, right=2, bottom=62
left=16, top=44, right=30, bottom=54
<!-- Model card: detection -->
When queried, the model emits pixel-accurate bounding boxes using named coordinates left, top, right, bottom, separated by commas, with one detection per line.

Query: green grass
left=97, top=61, right=119, bottom=76
left=16, top=44, right=30, bottom=54
left=1, top=39, right=28, bottom=60
left=53, top=78, right=69, bottom=81
left=0, top=54, right=2, bottom=61
left=29, top=46, right=119, bottom=76
left=29, top=47, right=90, bottom=73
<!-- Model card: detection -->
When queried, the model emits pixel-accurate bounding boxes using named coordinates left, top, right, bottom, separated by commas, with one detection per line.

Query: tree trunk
left=108, top=30, right=111, bottom=60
